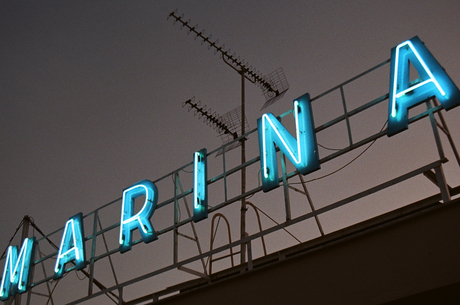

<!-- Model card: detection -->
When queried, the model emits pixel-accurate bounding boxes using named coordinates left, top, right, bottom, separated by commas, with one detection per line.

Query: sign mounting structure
left=1, top=35, right=460, bottom=304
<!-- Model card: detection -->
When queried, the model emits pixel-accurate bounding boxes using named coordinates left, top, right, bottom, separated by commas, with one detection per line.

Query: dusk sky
left=1, top=1, right=460, bottom=303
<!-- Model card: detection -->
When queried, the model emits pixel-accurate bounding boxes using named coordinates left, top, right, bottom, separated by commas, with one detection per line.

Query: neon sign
left=258, top=93, right=320, bottom=192
left=119, top=180, right=158, bottom=253
left=54, top=213, right=86, bottom=278
left=0, top=238, right=35, bottom=301
left=2, top=36, right=459, bottom=300
left=388, top=36, right=460, bottom=136
left=193, top=149, right=208, bottom=222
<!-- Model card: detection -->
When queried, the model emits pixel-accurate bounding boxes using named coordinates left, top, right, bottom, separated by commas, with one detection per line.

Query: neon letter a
left=388, top=36, right=460, bottom=136
left=54, top=213, right=86, bottom=278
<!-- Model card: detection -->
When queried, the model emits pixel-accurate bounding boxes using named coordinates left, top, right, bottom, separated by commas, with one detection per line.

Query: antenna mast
left=169, top=10, right=289, bottom=264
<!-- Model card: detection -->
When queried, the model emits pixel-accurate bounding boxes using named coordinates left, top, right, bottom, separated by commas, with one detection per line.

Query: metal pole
left=88, top=211, right=99, bottom=295
left=281, top=152, right=291, bottom=221
left=340, top=86, right=353, bottom=146
left=432, top=98, right=460, bottom=167
left=174, top=172, right=180, bottom=264
left=240, top=69, right=247, bottom=265
left=298, top=174, right=325, bottom=236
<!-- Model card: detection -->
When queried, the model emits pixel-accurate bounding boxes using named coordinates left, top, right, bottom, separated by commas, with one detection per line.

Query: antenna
left=182, top=97, right=249, bottom=156
left=260, top=67, right=290, bottom=110
left=169, top=10, right=288, bottom=265
left=182, top=97, right=237, bottom=139
left=215, top=105, right=249, bottom=156
left=168, top=10, right=289, bottom=109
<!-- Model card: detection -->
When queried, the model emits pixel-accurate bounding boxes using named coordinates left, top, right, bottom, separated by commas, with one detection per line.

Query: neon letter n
left=258, top=93, right=320, bottom=192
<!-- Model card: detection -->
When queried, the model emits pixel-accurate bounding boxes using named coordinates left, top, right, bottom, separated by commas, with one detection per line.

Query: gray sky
left=1, top=0, right=460, bottom=303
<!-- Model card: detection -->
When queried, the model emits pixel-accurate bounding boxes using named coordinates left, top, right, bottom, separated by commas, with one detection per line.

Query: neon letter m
left=0, top=238, right=35, bottom=301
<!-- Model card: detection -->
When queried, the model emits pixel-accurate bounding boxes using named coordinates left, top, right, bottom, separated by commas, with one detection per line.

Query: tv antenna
left=183, top=97, right=249, bottom=156
left=168, top=10, right=289, bottom=109
left=168, top=10, right=289, bottom=265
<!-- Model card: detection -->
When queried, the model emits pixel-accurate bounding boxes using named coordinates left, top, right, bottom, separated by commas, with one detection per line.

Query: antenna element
left=169, top=10, right=289, bottom=109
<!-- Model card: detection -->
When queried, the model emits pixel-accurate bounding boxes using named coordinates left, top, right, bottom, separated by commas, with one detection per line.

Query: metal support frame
left=424, top=97, right=458, bottom=203
left=340, top=86, right=353, bottom=146
left=245, top=202, right=267, bottom=257
left=281, top=152, right=292, bottom=221
left=174, top=172, right=209, bottom=279
left=88, top=210, right=98, bottom=295
left=173, top=172, right=180, bottom=265
left=209, top=213, right=235, bottom=275
left=432, top=98, right=460, bottom=167
left=36, top=243, right=54, bottom=305
left=290, top=174, right=325, bottom=236
left=3, top=58, right=460, bottom=305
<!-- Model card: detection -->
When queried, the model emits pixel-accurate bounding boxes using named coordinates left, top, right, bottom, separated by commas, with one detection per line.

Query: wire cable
left=317, top=143, right=342, bottom=151
left=1, top=218, right=26, bottom=259
left=299, top=120, right=388, bottom=184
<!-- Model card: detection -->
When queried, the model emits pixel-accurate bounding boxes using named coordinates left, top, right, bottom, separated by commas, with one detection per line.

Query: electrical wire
left=301, top=120, right=388, bottom=184
left=1, top=219, right=25, bottom=259
left=318, top=143, right=342, bottom=151
left=0, top=217, right=35, bottom=259
left=75, top=268, right=88, bottom=280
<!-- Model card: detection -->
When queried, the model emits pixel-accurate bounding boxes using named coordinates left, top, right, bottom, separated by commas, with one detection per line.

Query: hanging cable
left=300, top=120, right=388, bottom=184
left=1, top=218, right=26, bottom=259
left=318, top=143, right=342, bottom=151
left=306, top=143, right=373, bottom=182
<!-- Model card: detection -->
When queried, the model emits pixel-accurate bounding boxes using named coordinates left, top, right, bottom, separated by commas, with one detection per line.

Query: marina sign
left=1, top=36, right=459, bottom=301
